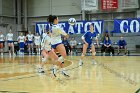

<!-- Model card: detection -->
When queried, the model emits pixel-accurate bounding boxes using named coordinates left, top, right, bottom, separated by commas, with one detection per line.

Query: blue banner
left=113, top=18, right=140, bottom=33
left=36, top=20, right=104, bottom=35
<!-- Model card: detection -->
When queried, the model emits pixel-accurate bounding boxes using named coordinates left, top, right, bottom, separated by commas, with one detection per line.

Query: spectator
left=69, top=37, right=77, bottom=55
left=101, top=36, right=114, bottom=56
left=117, top=36, right=127, bottom=55
left=62, top=37, right=71, bottom=55
left=0, top=31, right=5, bottom=56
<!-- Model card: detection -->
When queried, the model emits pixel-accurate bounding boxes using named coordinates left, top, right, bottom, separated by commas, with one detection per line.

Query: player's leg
left=11, top=42, right=15, bottom=56
left=38, top=50, right=49, bottom=73
left=91, top=44, right=97, bottom=64
left=36, top=45, right=38, bottom=54
left=117, top=46, right=120, bottom=55
left=79, top=44, right=88, bottom=66
left=19, top=42, right=24, bottom=55
left=124, top=46, right=127, bottom=55
left=0, top=42, right=4, bottom=56
left=8, top=42, right=11, bottom=56
left=55, top=44, right=70, bottom=77
left=28, top=43, right=31, bottom=54
left=31, top=42, right=34, bottom=54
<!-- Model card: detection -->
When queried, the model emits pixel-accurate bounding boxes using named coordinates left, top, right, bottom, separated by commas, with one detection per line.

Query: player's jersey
left=6, top=33, right=13, bottom=41
left=17, top=36, right=25, bottom=42
left=26, top=34, right=34, bottom=41
left=34, top=36, right=41, bottom=43
left=118, top=40, right=127, bottom=46
left=50, top=24, right=67, bottom=45
left=82, top=31, right=96, bottom=44
left=0, top=34, right=4, bottom=41
left=70, top=40, right=77, bottom=46
left=104, top=39, right=111, bottom=45
left=41, top=35, right=51, bottom=51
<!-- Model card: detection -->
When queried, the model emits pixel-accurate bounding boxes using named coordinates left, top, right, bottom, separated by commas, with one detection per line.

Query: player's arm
left=24, top=36, right=27, bottom=42
left=6, top=34, right=8, bottom=41
left=17, top=37, right=20, bottom=43
left=81, top=33, right=88, bottom=45
left=57, top=28, right=69, bottom=38
left=3, top=35, right=5, bottom=41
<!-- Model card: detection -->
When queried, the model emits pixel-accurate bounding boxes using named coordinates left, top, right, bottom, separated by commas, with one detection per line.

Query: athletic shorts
left=28, top=41, right=33, bottom=44
left=35, top=42, right=40, bottom=45
left=7, top=40, right=13, bottom=43
left=0, top=41, right=4, bottom=43
left=19, top=42, right=24, bottom=48
left=84, top=42, right=93, bottom=48
left=51, top=43, right=62, bottom=49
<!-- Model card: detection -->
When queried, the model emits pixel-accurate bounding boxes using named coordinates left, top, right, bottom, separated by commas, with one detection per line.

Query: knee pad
left=56, top=52, right=61, bottom=57
left=92, top=52, right=96, bottom=56
left=58, top=56, right=64, bottom=64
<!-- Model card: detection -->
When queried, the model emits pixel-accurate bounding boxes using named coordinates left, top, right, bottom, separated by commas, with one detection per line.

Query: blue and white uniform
left=50, top=24, right=67, bottom=49
left=26, top=34, right=34, bottom=44
left=17, top=36, right=25, bottom=49
left=82, top=31, right=97, bottom=47
left=6, top=33, right=13, bottom=43
left=42, top=32, right=47, bottom=39
left=41, top=35, right=51, bottom=51
left=34, top=36, right=41, bottom=46
left=0, top=34, right=4, bottom=43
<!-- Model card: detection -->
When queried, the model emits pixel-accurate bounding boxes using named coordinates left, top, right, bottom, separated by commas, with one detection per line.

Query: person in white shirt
left=34, top=33, right=41, bottom=54
left=17, top=33, right=26, bottom=55
left=38, top=31, right=66, bottom=75
left=47, top=15, right=69, bottom=77
left=42, top=29, right=48, bottom=40
left=0, top=31, right=5, bottom=56
left=26, top=31, right=34, bottom=54
left=6, top=29, right=15, bottom=56
left=69, top=37, right=77, bottom=55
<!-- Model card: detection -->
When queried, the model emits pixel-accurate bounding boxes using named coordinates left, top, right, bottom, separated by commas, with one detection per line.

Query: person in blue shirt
left=101, top=36, right=114, bottom=55
left=117, top=36, right=127, bottom=55
left=62, top=37, right=71, bottom=55
left=79, top=24, right=99, bottom=66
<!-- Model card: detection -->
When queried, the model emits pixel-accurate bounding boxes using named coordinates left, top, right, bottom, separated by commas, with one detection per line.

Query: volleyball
left=68, top=18, right=76, bottom=25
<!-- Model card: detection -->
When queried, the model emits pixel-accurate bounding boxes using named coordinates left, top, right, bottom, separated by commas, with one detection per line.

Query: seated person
left=69, top=37, right=77, bottom=55
left=117, top=36, right=127, bottom=55
left=101, top=36, right=114, bottom=55
left=62, top=37, right=71, bottom=55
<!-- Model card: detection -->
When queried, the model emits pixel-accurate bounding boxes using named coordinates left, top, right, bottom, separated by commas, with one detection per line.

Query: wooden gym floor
left=0, top=55, right=140, bottom=93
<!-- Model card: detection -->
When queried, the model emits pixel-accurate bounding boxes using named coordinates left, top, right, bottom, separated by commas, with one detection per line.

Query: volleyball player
left=47, top=15, right=69, bottom=77
left=17, top=33, right=26, bottom=55
left=34, top=33, right=41, bottom=55
left=6, top=29, right=15, bottom=57
left=79, top=24, right=99, bottom=66
left=26, top=31, right=34, bottom=54
left=38, top=31, right=69, bottom=77
left=0, top=31, right=5, bottom=56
